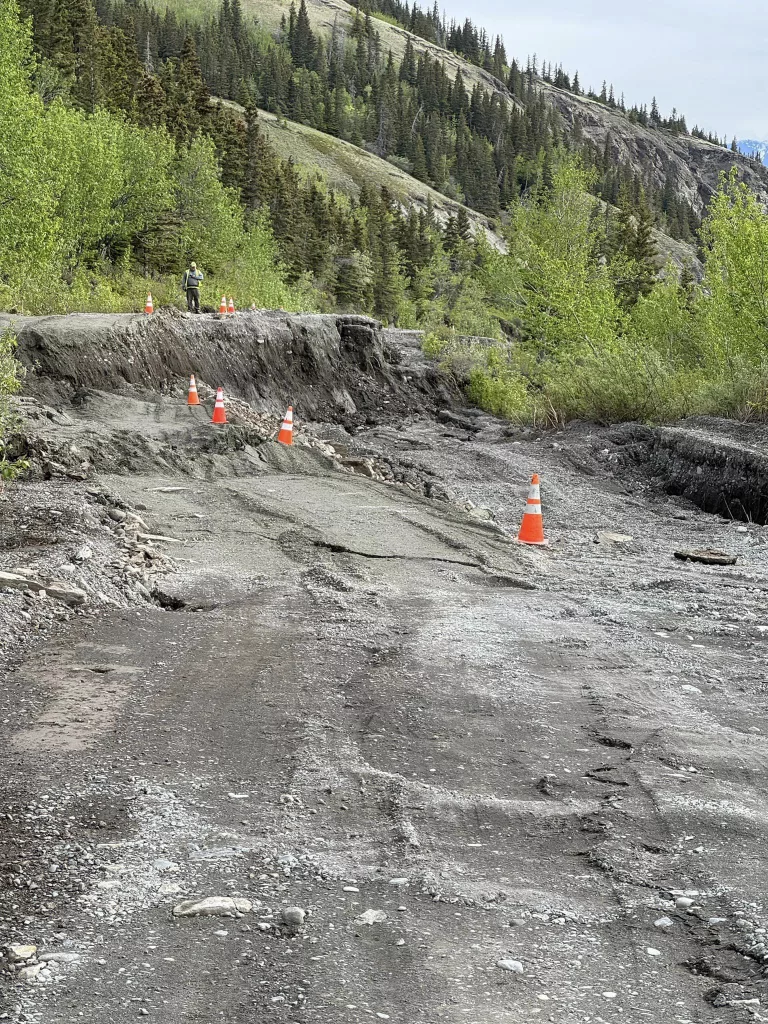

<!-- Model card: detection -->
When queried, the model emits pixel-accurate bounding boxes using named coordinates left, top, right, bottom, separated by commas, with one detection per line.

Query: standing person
left=182, top=261, right=204, bottom=313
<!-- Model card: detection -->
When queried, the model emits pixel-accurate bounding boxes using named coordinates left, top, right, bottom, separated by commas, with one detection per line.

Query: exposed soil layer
left=4, top=308, right=457, bottom=425
left=609, top=418, right=768, bottom=523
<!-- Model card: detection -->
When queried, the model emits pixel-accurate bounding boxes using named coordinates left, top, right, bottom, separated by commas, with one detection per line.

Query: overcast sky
left=438, top=0, right=768, bottom=141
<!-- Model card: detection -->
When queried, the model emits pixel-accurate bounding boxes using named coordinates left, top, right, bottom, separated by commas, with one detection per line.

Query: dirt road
left=2, top=320, right=768, bottom=1023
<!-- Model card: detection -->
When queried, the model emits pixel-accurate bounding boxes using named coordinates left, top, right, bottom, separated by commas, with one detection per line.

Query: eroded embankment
left=610, top=418, right=768, bottom=523
left=5, top=307, right=457, bottom=422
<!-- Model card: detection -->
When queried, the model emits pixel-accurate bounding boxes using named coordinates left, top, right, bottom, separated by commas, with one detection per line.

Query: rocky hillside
left=231, top=0, right=768, bottom=219
left=541, top=82, right=768, bottom=216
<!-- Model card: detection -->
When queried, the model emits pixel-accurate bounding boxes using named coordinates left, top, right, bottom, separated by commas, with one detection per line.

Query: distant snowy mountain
left=738, top=140, right=768, bottom=166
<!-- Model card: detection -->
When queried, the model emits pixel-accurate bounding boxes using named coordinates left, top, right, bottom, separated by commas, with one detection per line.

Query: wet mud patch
left=12, top=654, right=140, bottom=753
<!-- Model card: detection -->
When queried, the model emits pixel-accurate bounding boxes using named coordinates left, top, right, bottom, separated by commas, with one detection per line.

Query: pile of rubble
left=1, top=942, right=80, bottom=986
left=0, top=483, right=178, bottom=651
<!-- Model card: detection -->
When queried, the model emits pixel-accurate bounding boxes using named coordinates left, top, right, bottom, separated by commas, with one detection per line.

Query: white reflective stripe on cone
left=525, top=504, right=542, bottom=515
left=528, top=485, right=540, bottom=500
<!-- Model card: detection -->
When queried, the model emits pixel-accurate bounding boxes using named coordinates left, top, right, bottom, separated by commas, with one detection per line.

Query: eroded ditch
left=609, top=419, right=768, bottom=523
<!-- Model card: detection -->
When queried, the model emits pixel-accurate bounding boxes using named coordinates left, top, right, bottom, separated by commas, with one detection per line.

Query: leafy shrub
left=0, top=330, right=26, bottom=488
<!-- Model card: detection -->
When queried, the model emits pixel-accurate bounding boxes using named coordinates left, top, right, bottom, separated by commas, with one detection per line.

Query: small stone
left=602, top=992, right=617, bottom=999
left=18, top=964, right=43, bottom=983
left=357, top=909, right=387, bottom=925
left=496, top=959, right=524, bottom=974
left=172, top=897, right=252, bottom=917
left=467, top=506, right=493, bottom=521
left=595, top=531, right=633, bottom=545
left=6, top=944, right=37, bottom=963
left=676, top=896, right=694, bottom=910
left=654, top=917, right=673, bottom=929
left=45, top=583, right=89, bottom=607
left=38, top=952, right=80, bottom=964
left=708, top=917, right=727, bottom=926
left=396, top=939, right=405, bottom=946
left=282, top=907, right=306, bottom=928
left=681, top=684, right=702, bottom=695
left=646, top=948, right=661, bottom=956
left=388, top=877, right=409, bottom=886
left=108, top=509, right=127, bottom=523
left=153, top=858, right=179, bottom=872
left=343, top=886, right=359, bottom=893
left=74, top=545, right=93, bottom=562
left=257, top=923, right=272, bottom=932
left=0, top=571, right=45, bottom=593
left=674, top=548, right=737, bottom=566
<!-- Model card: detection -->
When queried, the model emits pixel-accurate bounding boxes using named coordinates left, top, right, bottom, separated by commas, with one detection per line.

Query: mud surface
left=2, top=317, right=768, bottom=1024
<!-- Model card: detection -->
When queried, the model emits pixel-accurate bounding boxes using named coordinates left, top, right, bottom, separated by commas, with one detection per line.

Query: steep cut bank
left=6, top=308, right=458, bottom=423
left=10, top=308, right=768, bottom=528
left=609, top=419, right=768, bottom=525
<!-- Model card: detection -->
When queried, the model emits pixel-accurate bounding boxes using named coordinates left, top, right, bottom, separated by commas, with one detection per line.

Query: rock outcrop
left=540, top=82, right=768, bottom=216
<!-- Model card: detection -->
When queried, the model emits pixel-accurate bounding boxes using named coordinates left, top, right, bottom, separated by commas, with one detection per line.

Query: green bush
left=0, top=329, right=25, bottom=488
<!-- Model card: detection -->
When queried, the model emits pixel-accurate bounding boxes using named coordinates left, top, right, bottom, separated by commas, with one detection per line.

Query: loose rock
left=282, top=906, right=306, bottom=929
left=496, top=959, right=524, bottom=974
left=6, top=944, right=37, bottom=963
left=18, top=964, right=44, bottom=983
left=172, top=897, right=252, bottom=917
left=38, top=952, right=81, bottom=964
left=45, top=582, right=89, bottom=606
left=357, top=909, right=387, bottom=925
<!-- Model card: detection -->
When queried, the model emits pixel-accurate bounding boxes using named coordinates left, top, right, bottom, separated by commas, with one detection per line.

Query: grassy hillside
left=219, top=102, right=504, bottom=248
left=221, top=104, right=696, bottom=270
left=152, top=0, right=513, bottom=102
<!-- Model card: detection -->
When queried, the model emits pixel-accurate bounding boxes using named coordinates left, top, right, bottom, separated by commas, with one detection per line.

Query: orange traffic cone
left=187, top=374, right=200, bottom=406
left=517, top=474, right=547, bottom=545
left=144, top=293, right=154, bottom=315
left=219, top=296, right=227, bottom=314
left=277, top=406, right=293, bottom=445
left=211, top=387, right=227, bottom=425
left=228, top=298, right=235, bottom=315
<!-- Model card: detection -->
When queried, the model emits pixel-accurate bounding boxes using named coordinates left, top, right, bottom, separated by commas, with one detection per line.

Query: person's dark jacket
left=182, top=269, right=204, bottom=290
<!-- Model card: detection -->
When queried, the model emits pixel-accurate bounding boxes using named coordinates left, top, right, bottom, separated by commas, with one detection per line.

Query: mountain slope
left=540, top=82, right=768, bottom=216
left=220, top=102, right=505, bottom=247
left=235, top=0, right=768, bottom=218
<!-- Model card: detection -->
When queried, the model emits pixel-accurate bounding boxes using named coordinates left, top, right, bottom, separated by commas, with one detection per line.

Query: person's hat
left=190, top=261, right=196, bottom=268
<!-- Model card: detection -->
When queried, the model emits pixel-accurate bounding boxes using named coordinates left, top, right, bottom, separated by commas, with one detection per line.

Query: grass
left=217, top=103, right=505, bottom=247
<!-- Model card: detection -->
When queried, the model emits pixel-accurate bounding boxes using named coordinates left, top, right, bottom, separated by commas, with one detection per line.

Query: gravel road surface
left=2, top=387, right=768, bottom=1024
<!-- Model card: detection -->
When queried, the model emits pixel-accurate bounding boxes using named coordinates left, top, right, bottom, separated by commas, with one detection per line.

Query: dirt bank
left=4, top=308, right=457, bottom=425
left=607, top=418, right=768, bottom=524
